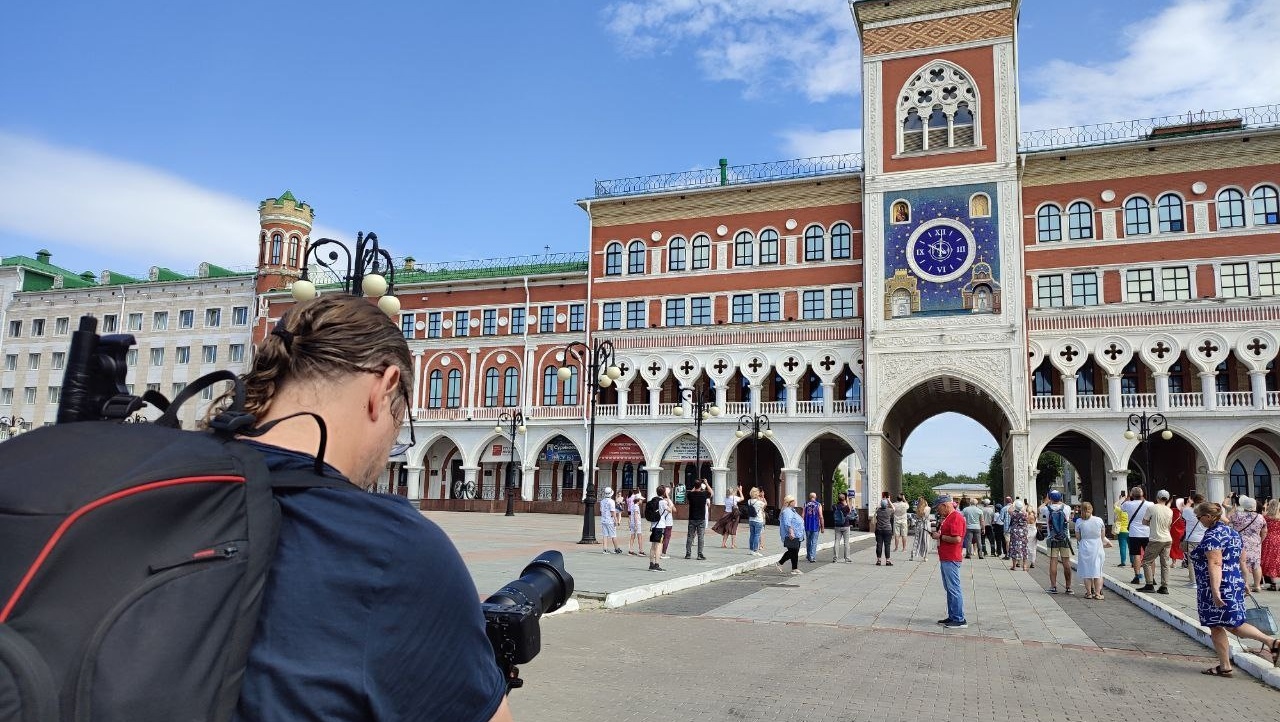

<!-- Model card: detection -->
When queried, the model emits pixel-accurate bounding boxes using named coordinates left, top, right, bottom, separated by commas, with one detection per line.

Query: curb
left=1054, top=545, right=1280, bottom=689
left=601, top=533, right=874, bottom=609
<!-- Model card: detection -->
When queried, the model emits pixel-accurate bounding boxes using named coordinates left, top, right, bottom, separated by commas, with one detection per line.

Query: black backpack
left=0, top=372, right=349, bottom=722
left=644, top=497, right=662, bottom=523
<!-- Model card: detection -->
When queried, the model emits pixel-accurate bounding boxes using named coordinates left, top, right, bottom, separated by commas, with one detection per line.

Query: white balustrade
left=415, top=408, right=466, bottom=421
left=833, top=400, right=863, bottom=414
left=657, top=402, right=680, bottom=416
left=626, top=403, right=650, bottom=417
left=1269, top=391, right=1280, bottom=408
left=795, top=400, right=823, bottom=415
left=1031, top=395, right=1064, bottom=411
left=1217, top=391, right=1253, bottom=408
left=1076, top=394, right=1109, bottom=410
left=595, top=406, right=618, bottom=417
left=1121, top=394, right=1155, bottom=410
left=1168, top=392, right=1204, bottom=409
left=723, top=401, right=749, bottom=415
left=759, top=401, right=784, bottom=415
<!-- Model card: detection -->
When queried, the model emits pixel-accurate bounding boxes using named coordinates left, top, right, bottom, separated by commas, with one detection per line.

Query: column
left=784, top=383, right=798, bottom=416
left=1199, top=372, right=1217, bottom=411
left=1108, top=374, right=1123, bottom=412
left=465, top=348, right=479, bottom=414
left=1007, top=432, right=1033, bottom=502
left=462, top=466, right=480, bottom=499
left=644, top=466, right=663, bottom=497
left=523, top=348, right=536, bottom=410
left=411, top=351, right=424, bottom=415
left=749, top=384, right=761, bottom=415
left=1205, top=470, right=1227, bottom=504
left=821, top=382, right=834, bottom=415
left=1062, top=374, right=1077, bottom=412
left=617, top=386, right=629, bottom=418
left=715, top=385, right=728, bottom=411
left=865, top=432, right=884, bottom=512
left=518, top=465, right=533, bottom=501
left=1249, top=370, right=1268, bottom=410
left=1153, top=372, right=1169, bottom=412
left=1105, top=469, right=1129, bottom=526
left=781, top=467, right=801, bottom=501
left=680, top=385, right=693, bottom=417
left=648, top=386, right=661, bottom=417
left=711, top=466, right=729, bottom=504
left=406, top=465, right=424, bottom=501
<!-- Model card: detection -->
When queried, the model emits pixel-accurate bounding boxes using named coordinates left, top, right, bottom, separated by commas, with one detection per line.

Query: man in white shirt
left=892, top=495, right=910, bottom=551
left=1141, top=490, right=1174, bottom=594
left=1119, top=487, right=1151, bottom=586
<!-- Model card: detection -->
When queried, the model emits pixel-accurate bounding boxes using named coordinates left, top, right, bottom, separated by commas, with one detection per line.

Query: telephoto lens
left=481, top=550, right=574, bottom=689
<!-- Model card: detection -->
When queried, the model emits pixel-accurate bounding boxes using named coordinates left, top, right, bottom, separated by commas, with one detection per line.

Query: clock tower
left=851, top=0, right=1032, bottom=502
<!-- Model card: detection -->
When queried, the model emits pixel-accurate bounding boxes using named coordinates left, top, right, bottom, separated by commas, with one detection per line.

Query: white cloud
left=778, top=127, right=862, bottom=159
left=1021, top=0, right=1280, bottom=132
left=603, top=0, right=859, bottom=102
left=0, top=130, right=344, bottom=272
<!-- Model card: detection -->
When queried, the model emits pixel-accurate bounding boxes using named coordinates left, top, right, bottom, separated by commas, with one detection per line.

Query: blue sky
left=2, top=0, right=1275, bottom=473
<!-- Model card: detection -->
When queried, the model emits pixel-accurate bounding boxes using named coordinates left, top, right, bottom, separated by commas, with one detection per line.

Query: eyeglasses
left=355, top=367, right=417, bottom=457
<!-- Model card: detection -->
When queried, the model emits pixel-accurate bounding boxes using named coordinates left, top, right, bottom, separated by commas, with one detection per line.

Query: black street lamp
left=494, top=411, right=527, bottom=517
left=1124, top=411, right=1173, bottom=499
left=559, top=339, right=620, bottom=544
left=290, top=231, right=403, bottom=317
left=736, top=414, right=773, bottom=499
left=0, top=415, right=26, bottom=440
left=674, top=387, right=721, bottom=490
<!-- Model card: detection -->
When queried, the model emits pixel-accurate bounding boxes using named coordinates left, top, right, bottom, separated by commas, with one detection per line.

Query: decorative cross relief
left=1247, top=338, right=1268, bottom=356
left=1197, top=340, right=1219, bottom=358
left=819, top=356, right=837, bottom=372
left=679, top=361, right=695, bottom=375
left=783, top=357, right=800, bottom=372
left=1058, top=346, right=1079, bottom=363
left=1150, top=341, right=1171, bottom=360
left=647, top=362, right=662, bottom=376
left=1103, top=343, right=1123, bottom=362
left=618, top=362, right=630, bottom=376
left=713, top=359, right=729, bottom=375
left=747, top=358, right=764, bottom=374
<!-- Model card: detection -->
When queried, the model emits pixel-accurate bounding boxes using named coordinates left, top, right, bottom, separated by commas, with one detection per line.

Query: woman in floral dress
left=1007, top=499, right=1028, bottom=570
left=1189, top=501, right=1280, bottom=677
left=1230, top=496, right=1267, bottom=592
left=1261, top=498, right=1280, bottom=591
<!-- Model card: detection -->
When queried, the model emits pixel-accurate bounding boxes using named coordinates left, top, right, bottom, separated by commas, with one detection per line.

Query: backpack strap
left=154, top=370, right=255, bottom=436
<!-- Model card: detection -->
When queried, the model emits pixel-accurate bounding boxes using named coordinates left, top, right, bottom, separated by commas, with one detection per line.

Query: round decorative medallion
left=496, top=353, right=507, bottom=363
left=415, top=321, right=425, bottom=331
left=1100, top=190, right=1116, bottom=203
left=785, top=219, right=798, bottom=230
left=650, top=230, right=662, bottom=241
left=442, top=318, right=453, bottom=329
left=556, top=313, right=566, bottom=323
left=1192, top=181, right=1208, bottom=195
left=469, top=316, right=480, bottom=327
left=905, top=219, right=976, bottom=283
left=440, top=356, right=451, bottom=366
left=716, top=224, right=728, bottom=236
left=498, top=316, right=508, bottom=326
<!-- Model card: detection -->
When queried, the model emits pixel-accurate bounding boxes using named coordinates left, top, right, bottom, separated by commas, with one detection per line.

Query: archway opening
left=901, top=413, right=998, bottom=503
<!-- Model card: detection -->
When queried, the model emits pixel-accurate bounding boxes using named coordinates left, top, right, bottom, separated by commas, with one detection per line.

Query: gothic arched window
left=896, top=61, right=979, bottom=153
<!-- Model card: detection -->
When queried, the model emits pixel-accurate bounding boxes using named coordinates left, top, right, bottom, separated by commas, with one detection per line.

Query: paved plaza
left=431, top=511, right=1280, bottom=701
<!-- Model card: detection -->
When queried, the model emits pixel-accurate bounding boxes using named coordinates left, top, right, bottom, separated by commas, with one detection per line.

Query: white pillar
left=1106, top=469, right=1128, bottom=526
left=1250, top=370, right=1267, bottom=410
left=411, top=351, right=424, bottom=415
left=782, top=467, right=800, bottom=502
left=784, top=383, right=798, bottom=416
left=617, top=386, right=629, bottom=418
left=821, top=382, right=834, bottom=415
left=462, top=466, right=480, bottom=498
left=644, top=466, right=662, bottom=497
left=1200, top=372, right=1217, bottom=411
left=1153, top=372, right=1169, bottom=412
left=715, top=386, right=728, bottom=411
left=1062, top=374, right=1077, bottom=412
left=1205, top=470, right=1227, bottom=504
left=1108, top=374, right=1123, bottom=412
left=518, top=465, right=533, bottom=501
left=749, top=384, right=761, bottom=415
left=406, top=465, right=424, bottom=501
left=680, top=385, right=693, bottom=417
left=648, top=385, right=661, bottom=416
left=711, top=466, right=729, bottom=504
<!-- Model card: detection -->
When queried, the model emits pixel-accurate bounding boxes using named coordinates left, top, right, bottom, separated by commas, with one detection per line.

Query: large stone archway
left=870, top=373, right=1028, bottom=505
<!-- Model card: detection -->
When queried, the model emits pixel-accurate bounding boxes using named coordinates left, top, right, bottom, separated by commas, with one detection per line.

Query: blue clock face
left=906, top=219, right=976, bottom=283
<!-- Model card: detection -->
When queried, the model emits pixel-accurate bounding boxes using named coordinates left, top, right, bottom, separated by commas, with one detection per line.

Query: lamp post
left=289, top=230, right=403, bottom=317
left=494, top=411, right=526, bottom=517
left=0, top=415, right=26, bottom=440
left=1124, top=412, right=1173, bottom=499
left=736, top=414, right=773, bottom=499
left=674, top=387, right=720, bottom=492
left=559, top=339, right=620, bottom=544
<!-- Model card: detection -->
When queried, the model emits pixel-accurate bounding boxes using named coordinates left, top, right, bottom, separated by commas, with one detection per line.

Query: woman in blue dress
left=1189, top=501, right=1280, bottom=677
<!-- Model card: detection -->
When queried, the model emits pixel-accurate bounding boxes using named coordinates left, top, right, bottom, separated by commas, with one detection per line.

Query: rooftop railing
left=1018, top=104, right=1280, bottom=152
left=593, top=153, right=863, bottom=198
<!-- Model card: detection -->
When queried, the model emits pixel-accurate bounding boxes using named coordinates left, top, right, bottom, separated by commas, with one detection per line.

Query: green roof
left=199, top=263, right=251, bottom=279
left=396, top=260, right=588, bottom=284
left=277, top=190, right=297, bottom=203
left=100, top=270, right=143, bottom=284
left=0, top=254, right=98, bottom=290
left=149, top=267, right=189, bottom=282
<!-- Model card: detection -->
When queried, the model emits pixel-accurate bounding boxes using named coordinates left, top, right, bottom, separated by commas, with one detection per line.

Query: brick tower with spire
left=256, top=190, right=314, bottom=295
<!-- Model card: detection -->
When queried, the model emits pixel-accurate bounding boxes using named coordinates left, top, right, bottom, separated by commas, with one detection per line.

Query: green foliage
left=987, top=447, right=1003, bottom=489
left=833, top=466, right=848, bottom=497
left=1036, top=451, right=1065, bottom=490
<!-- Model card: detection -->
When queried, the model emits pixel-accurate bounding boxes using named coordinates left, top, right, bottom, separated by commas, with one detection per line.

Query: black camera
left=481, top=550, right=574, bottom=692
left=57, top=316, right=145, bottom=423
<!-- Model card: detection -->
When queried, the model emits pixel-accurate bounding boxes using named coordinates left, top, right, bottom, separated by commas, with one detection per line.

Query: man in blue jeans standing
left=803, top=492, right=824, bottom=562
left=930, top=495, right=968, bottom=629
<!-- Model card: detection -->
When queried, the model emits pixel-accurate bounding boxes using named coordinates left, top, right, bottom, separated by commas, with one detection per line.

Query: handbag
left=1180, top=520, right=1199, bottom=554
left=784, top=536, right=801, bottom=550
left=1244, top=595, right=1277, bottom=636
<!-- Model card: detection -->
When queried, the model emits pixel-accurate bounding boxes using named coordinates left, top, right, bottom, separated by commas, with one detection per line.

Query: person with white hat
left=599, top=487, right=622, bottom=554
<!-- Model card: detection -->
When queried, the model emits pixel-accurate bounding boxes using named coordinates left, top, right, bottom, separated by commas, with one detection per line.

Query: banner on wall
left=662, top=437, right=711, bottom=463
left=542, top=437, right=581, bottom=463
left=480, top=443, right=522, bottom=464
left=598, top=437, right=644, bottom=462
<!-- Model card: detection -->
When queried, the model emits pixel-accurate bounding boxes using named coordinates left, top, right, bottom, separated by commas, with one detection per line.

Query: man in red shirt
left=930, top=495, right=968, bottom=628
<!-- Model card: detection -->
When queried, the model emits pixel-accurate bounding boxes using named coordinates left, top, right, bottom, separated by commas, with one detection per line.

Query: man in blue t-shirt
left=233, top=295, right=510, bottom=722
left=803, top=492, right=825, bottom=562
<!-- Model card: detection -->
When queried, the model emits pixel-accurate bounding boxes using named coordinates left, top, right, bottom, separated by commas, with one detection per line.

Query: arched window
left=831, top=222, right=852, bottom=259
left=604, top=243, right=623, bottom=276
left=1124, top=197, right=1152, bottom=236
left=542, top=366, right=558, bottom=406
left=1218, top=189, right=1246, bottom=229
left=287, top=236, right=301, bottom=266
left=1230, top=460, right=1249, bottom=497
left=503, top=367, right=519, bottom=406
left=1068, top=202, right=1094, bottom=240
left=734, top=231, right=754, bottom=266
left=1037, top=204, right=1062, bottom=242
left=1254, top=460, right=1273, bottom=500
left=628, top=241, right=646, bottom=274
left=270, top=233, right=283, bottom=265
left=668, top=237, right=686, bottom=272
left=563, top=367, right=579, bottom=405
left=896, top=62, right=978, bottom=153
left=427, top=370, right=442, bottom=409
left=1253, top=185, right=1279, bottom=226
left=446, top=370, right=462, bottom=408
left=1157, top=193, right=1185, bottom=233
left=804, top=225, right=824, bottom=261
left=484, top=368, right=500, bottom=407
left=691, top=234, right=711, bottom=270
left=759, top=229, right=779, bottom=265
left=969, top=193, right=989, bottom=218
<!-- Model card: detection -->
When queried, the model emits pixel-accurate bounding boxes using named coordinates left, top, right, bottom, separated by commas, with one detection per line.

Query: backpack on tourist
left=644, top=496, right=662, bottom=523
left=1047, top=505, right=1072, bottom=547
left=833, top=504, right=847, bottom=527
